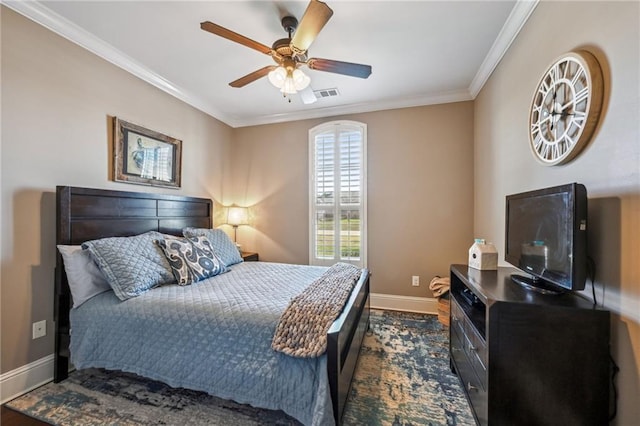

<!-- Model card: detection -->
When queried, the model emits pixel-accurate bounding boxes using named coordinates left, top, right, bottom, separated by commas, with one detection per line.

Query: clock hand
left=539, top=113, right=554, bottom=125
left=556, top=99, right=576, bottom=119
left=558, top=98, right=576, bottom=112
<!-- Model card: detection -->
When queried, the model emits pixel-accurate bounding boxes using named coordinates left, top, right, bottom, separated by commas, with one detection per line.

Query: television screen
left=505, top=183, right=587, bottom=293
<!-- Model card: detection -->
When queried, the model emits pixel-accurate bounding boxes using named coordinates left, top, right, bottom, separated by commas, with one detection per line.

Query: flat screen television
left=505, top=183, right=588, bottom=294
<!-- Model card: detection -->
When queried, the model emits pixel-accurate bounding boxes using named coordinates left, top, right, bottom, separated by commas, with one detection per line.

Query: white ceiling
left=6, top=1, right=538, bottom=128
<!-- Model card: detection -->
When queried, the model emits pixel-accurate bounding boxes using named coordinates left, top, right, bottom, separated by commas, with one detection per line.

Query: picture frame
left=113, top=117, right=182, bottom=189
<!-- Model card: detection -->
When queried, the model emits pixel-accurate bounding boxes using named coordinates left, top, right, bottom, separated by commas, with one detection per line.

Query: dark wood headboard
left=54, top=186, right=213, bottom=382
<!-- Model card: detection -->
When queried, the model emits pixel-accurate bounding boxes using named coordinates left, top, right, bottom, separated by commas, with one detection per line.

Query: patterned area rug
left=342, top=310, right=474, bottom=426
left=6, top=310, right=474, bottom=425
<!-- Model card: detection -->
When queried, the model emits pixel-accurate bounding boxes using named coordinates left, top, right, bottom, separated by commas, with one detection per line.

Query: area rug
left=6, top=310, right=474, bottom=425
left=341, top=310, right=474, bottom=426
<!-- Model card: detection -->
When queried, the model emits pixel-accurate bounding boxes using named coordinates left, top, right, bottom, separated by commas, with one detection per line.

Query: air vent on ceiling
left=313, top=88, right=340, bottom=98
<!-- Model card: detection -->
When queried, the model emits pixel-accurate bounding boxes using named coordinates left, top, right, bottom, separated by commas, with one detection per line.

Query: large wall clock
left=528, top=50, right=604, bottom=166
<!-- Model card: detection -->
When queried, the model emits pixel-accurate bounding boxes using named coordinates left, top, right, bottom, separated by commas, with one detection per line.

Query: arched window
left=309, top=121, right=367, bottom=267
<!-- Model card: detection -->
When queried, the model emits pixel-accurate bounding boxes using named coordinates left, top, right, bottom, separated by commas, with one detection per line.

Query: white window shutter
left=309, top=121, right=367, bottom=267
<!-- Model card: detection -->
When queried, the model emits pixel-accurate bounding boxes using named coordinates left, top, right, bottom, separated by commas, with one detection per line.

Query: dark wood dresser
left=449, top=264, right=610, bottom=426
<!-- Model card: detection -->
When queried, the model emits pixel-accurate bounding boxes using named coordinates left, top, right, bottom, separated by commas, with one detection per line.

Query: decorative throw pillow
left=182, top=227, right=243, bottom=267
left=82, top=231, right=175, bottom=301
left=57, top=245, right=112, bottom=308
left=156, top=235, right=227, bottom=285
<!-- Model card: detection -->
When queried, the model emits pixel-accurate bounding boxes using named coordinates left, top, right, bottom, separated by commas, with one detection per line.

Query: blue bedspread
left=70, top=262, right=333, bottom=425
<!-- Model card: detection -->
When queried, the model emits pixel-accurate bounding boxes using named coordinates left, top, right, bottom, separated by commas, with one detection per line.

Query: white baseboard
left=370, top=292, right=439, bottom=315
left=0, top=354, right=54, bottom=404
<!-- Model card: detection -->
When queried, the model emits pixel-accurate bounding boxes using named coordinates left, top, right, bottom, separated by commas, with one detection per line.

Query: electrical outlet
left=32, top=320, right=46, bottom=339
left=412, top=275, right=420, bottom=287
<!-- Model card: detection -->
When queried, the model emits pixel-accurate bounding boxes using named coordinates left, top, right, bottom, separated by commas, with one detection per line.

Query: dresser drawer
left=452, top=298, right=487, bottom=387
left=450, top=323, right=465, bottom=364
left=463, top=331, right=487, bottom=390
left=451, top=330, right=488, bottom=425
left=464, top=318, right=487, bottom=369
left=450, top=298, right=465, bottom=335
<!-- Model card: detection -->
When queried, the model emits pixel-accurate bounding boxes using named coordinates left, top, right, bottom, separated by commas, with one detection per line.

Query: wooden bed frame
left=54, top=185, right=370, bottom=424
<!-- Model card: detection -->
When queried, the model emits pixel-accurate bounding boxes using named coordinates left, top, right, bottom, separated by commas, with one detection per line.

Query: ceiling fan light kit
left=200, top=0, right=371, bottom=103
left=267, top=58, right=311, bottom=95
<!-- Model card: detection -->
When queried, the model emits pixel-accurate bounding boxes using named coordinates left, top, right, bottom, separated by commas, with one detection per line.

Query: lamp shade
left=227, top=206, right=248, bottom=226
left=268, top=66, right=287, bottom=88
left=292, top=69, right=311, bottom=91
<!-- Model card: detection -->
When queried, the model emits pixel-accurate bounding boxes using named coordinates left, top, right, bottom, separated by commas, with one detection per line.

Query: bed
left=53, top=186, right=370, bottom=425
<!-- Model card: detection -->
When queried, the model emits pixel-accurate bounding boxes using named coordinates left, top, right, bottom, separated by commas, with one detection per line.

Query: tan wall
left=7, top=2, right=636, bottom=421
left=0, top=8, right=233, bottom=373
left=230, top=102, right=475, bottom=297
left=474, top=1, right=639, bottom=424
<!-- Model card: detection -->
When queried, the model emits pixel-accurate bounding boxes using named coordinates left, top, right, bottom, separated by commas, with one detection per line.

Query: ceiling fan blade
left=229, top=66, right=276, bottom=88
left=307, top=58, right=372, bottom=79
left=201, top=21, right=273, bottom=55
left=290, top=0, right=333, bottom=53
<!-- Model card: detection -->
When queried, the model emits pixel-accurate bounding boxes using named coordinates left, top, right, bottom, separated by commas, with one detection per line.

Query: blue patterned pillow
left=156, top=235, right=227, bottom=285
left=82, top=231, right=175, bottom=301
left=182, top=227, right=243, bottom=267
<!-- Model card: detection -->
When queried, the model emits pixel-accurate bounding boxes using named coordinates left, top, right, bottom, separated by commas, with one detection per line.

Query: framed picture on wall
left=113, top=117, right=182, bottom=189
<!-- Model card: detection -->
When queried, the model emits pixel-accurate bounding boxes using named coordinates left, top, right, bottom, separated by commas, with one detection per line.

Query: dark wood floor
left=1, top=405, right=48, bottom=426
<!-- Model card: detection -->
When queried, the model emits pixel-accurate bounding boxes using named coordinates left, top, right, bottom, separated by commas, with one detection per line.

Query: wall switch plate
left=412, top=276, right=420, bottom=287
left=32, top=320, right=46, bottom=339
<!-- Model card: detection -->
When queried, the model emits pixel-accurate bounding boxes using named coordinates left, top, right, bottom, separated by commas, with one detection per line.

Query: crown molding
left=5, top=0, right=535, bottom=128
left=234, top=89, right=473, bottom=128
left=2, top=1, right=236, bottom=126
left=469, top=0, right=539, bottom=97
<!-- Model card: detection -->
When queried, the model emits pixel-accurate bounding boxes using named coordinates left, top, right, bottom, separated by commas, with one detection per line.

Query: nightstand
left=241, top=252, right=259, bottom=262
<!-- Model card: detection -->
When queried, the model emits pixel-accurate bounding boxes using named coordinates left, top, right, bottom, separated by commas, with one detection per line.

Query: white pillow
left=57, top=245, right=111, bottom=307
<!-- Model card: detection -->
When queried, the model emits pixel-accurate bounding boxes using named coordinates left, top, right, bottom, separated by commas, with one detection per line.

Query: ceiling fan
left=200, top=0, right=372, bottom=102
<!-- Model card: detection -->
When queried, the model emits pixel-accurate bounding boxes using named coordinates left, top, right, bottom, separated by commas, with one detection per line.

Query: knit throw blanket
left=271, top=262, right=362, bottom=358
